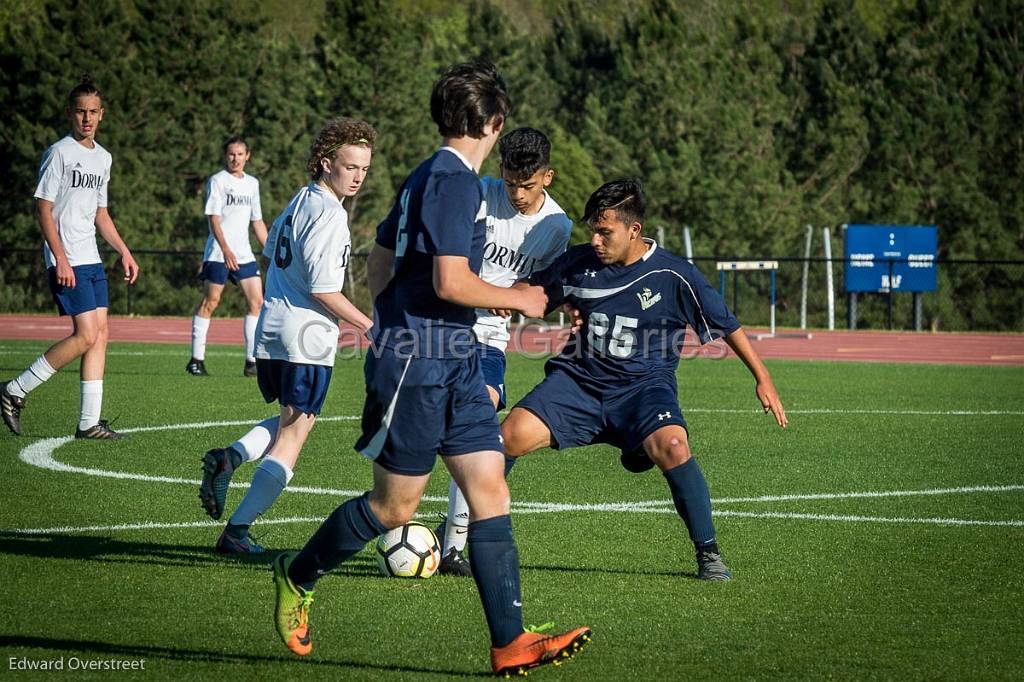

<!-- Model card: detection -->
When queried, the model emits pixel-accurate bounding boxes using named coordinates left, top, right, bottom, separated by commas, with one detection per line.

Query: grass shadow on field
left=0, top=532, right=275, bottom=570
left=523, top=561, right=694, bottom=580
left=0, top=531, right=382, bottom=576
left=0, top=635, right=490, bottom=677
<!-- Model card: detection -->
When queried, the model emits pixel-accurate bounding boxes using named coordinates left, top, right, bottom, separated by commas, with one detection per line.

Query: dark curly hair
left=499, top=127, right=551, bottom=181
left=430, top=60, right=510, bottom=139
left=583, top=179, right=647, bottom=227
left=307, top=117, right=376, bottom=180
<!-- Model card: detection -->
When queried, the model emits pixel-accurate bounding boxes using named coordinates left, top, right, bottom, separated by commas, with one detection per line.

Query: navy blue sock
left=663, top=457, right=717, bottom=549
left=288, top=492, right=388, bottom=591
left=504, top=455, right=516, bottom=478
left=468, top=515, right=523, bottom=648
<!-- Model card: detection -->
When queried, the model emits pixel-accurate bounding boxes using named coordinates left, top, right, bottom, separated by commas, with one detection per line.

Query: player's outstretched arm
left=366, top=243, right=395, bottom=301
left=95, top=207, right=139, bottom=284
left=434, top=256, right=547, bottom=318
left=311, top=291, right=373, bottom=334
left=724, top=328, right=787, bottom=428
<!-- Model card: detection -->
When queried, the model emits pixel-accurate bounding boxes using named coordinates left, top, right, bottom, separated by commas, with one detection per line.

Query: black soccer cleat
left=75, top=419, right=127, bottom=440
left=243, top=360, right=257, bottom=377
left=696, top=548, right=732, bottom=581
left=186, top=358, right=209, bottom=376
left=437, top=547, right=473, bottom=577
left=619, top=446, right=655, bottom=473
left=0, top=381, right=25, bottom=436
left=199, top=448, right=236, bottom=520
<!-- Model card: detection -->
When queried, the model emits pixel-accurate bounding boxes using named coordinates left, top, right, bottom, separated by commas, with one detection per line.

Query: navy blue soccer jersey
left=374, top=147, right=487, bottom=357
left=531, top=239, right=740, bottom=391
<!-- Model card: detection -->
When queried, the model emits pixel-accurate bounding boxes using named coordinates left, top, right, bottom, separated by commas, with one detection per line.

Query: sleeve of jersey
left=204, top=177, right=223, bottom=216
left=263, top=217, right=280, bottom=260
left=97, top=155, right=110, bottom=208
left=528, top=251, right=570, bottom=311
left=536, top=217, right=572, bottom=270
left=375, top=193, right=401, bottom=250
left=33, top=147, right=63, bottom=201
left=677, top=265, right=741, bottom=344
left=251, top=179, right=263, bottom=221
left=304, top=213, right=347, bottom=294
left=417, top=173, right=478, bottom=257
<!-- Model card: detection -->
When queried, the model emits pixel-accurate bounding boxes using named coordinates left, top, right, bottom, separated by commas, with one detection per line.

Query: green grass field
left=1, top=339, right=1022, bottom=680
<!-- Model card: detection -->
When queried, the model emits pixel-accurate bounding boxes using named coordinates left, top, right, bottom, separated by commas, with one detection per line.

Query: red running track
left=0, top=314, right=1022, bottom=366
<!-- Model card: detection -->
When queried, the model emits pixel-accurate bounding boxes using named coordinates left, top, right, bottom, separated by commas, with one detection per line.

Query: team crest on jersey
left=637, top=287, right=662, bottom=310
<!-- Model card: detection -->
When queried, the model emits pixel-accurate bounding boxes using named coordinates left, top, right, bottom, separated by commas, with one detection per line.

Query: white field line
left=10, top=419, right=1024, bottom=535
left=711, top=509, right=1024, bottom=527
left=685, top=407, right=1024, bottom=416
left=4, top=511, right=443, bottom=536
left=0, top=347, right=243, bottom=358
left=7, top=507, right=1023, bottom=536
left=712, top=483, right=1024, bottom=504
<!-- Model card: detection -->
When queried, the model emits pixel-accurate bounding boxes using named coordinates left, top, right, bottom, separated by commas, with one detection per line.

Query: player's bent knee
left=645, top=431, right=692, bottom=469
left=367, top=495, right=419, bottom=529
left=501, top=410, right=544, bottom=457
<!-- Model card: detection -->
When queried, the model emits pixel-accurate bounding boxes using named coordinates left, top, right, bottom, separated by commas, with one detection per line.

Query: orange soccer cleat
left=490, top=625, right=592, bottom=677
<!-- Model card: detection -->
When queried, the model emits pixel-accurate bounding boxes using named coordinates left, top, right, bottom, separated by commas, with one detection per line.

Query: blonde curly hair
left=308, top=117, right=376, bottom=180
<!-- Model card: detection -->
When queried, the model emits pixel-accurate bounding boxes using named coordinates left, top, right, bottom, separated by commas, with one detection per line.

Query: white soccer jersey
left=202, top=169, right=263, bottom=264
left=473, top=176, right=572, bottom=352
left=34, top=136, right=112, bottom=267
left=255, top=183, right=350, bottom=367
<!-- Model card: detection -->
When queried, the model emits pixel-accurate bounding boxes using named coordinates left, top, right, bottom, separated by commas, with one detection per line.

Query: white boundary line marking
left=7, top=508, right=1023, bottom=536
left=685, top=408, right=1024, bottom=416
left=10, top=418, right=1024, bottom=535
left=712, top=510, right=1024, bottom=527
left=712, top=483, right=1024, bottom=504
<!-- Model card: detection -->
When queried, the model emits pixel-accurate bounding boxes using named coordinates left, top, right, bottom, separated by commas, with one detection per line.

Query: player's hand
left=756, top=379, right=788, bottom=428
left=224, top=249, right=239, bottom=271
left=121, top=250, right=140, bottom=284
left=561, top=302, right=584, bottom=333
left=489, top=308, right=513, bottom=318
left=517, top=285, right=548, bottom=319
left=55, top=257, right=75, bottom=289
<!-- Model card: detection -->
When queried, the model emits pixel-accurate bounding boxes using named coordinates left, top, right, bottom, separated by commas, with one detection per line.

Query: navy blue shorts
left=47, top=263, right=109, bottom=317
left=256, top=359, right=333, bottom=415
left=355, top=348, right=504, bottom=475
left=476, top=343, right=507, bottom=409
left=200, top=260, right=260, bottom=286
left=515, top=369, right=688, bottom=455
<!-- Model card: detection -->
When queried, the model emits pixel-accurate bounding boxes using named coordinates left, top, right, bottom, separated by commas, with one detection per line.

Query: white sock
left=191, top=315, right=210, bottom=361
left=243, top=314, right=258, bottom=362
left=10, top=355, right=57, bottom=398
left=444, top=480, right=470, bottom=554
left=79, top=380, right=103, bottom=431
left=231, top=417, right=279, bottom=463
left=229, top=457, right=293, bottom=527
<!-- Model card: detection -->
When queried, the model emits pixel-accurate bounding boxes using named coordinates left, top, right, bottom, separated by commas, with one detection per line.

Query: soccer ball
left=375, top=521, right=441, bottom=578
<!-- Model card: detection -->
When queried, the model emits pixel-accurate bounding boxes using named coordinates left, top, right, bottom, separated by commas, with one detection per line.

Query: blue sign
left=844, top=224, right=938, bottom=293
